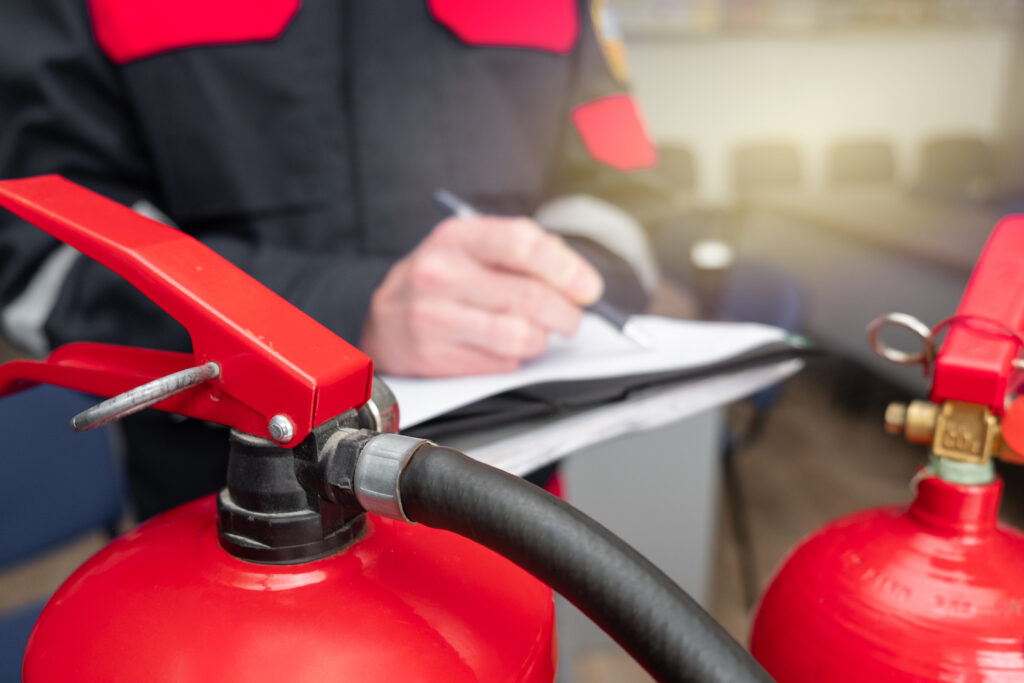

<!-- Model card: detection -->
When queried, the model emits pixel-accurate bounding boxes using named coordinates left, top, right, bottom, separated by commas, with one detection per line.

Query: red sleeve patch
left=427, top=0, right=578, bottom=54
left=88, top=0, right=301, bottom=64
left=572, top=94, right=658, bottom=171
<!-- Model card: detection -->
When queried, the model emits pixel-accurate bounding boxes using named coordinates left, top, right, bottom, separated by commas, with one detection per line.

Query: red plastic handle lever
left=931, top=215, right=1024, bottom=413
left=0, top=175, right=373, bottom=444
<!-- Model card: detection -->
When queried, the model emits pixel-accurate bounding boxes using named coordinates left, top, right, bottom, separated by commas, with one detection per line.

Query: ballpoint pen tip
left=623, top=321, right=654, bottom=350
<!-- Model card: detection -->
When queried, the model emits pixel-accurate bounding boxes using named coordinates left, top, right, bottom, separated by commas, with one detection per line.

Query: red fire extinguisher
left=0, top=176, right=770, bottom=682
left=751, top=215, right=1024, bottom=679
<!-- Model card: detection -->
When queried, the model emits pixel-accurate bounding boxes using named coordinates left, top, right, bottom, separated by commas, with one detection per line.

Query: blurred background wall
left=630, top=30, right=1012, bottom=201
left=614, top=0, right=1021, bottom=202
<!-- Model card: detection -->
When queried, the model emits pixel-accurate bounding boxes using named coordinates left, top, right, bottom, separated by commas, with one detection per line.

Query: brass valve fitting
left=885, top=400, right=940, bottom=445
left=886, top=399, right=1008, bottom=464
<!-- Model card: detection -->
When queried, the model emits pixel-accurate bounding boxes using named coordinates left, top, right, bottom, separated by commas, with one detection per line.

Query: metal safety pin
left=70, top=361, right=221, bottom=431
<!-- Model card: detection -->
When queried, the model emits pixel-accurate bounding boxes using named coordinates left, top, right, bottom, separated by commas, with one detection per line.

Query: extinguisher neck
left=927, top=454, right=995, bottom=486
left=217, top=429, right=367, bottom=564
left=909, top=473, right=1002, bottom=536
left=213, top=383, right=400, bottom=565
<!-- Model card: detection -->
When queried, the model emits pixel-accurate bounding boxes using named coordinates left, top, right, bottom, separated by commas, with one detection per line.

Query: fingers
left=435, top=216, right=604, bottom=305
left=399, top=242, right=585, bottom=338
left=363, top=216, right=602, bottom=377
left=403, top=250, right=585, bottom=339
left=409, top=298, right=549, bottom=361
left=361, top=288, right=527, bottom=376
left=457, top=266, right=584, bottom=338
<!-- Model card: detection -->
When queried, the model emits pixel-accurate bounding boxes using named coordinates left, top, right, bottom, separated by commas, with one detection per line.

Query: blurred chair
left=731, top=141, right=803, bottom=198
left=827, top=139, right=895, bottom=187
left=0, top=385, right=124, bottom=682
left=657, top=235, right=806, bottom=606
left=656, top=143, right=698, bottom=194
left=916, top=135, right=997, bottom=202
left=647, top=142, right=708, bottom=276
left=717, top=260, right=805, bottom=608
left=651, top=141, right=807, bottom=604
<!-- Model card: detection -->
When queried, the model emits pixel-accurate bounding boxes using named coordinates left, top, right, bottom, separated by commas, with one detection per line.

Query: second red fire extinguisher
left=752, top=214, right=1024, bottom=680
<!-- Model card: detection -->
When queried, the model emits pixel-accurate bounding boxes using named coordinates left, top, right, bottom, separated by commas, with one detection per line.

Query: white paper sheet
left=382, top=314, right=790, bottom=429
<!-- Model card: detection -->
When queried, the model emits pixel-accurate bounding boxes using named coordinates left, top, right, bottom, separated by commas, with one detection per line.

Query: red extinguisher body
left=751, top=475, right=1024, bottom=681
left=24, top=496, right=556, bottom=682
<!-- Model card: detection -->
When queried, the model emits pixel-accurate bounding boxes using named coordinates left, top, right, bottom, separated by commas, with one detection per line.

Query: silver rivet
left=268, top=414, right=294, bottom=443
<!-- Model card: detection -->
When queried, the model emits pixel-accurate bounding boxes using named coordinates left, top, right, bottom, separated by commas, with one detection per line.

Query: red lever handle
left=0, top=175, right=373, bottom=444
left=931, top=215, right=1024, bottom=413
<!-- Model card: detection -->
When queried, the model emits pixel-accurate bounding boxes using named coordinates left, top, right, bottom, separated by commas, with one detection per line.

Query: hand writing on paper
left=361, top=216, right=604, bottom=376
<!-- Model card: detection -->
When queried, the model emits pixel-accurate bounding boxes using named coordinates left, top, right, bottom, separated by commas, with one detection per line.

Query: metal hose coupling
left=353, top=433, right=431, bottom=522
left=294, top=425, right=430, bottom=523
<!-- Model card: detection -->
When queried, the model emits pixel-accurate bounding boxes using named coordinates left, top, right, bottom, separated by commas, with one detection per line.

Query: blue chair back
left=718, top=260, right=805, bottom=413
left=0, top=385, right=123, bottom=566
left=0, top=385, right=123, bottom=681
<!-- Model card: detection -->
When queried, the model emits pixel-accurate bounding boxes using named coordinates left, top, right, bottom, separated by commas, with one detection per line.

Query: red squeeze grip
left=1002, top=397, right=1024, bottom=462
left=931, top=215, right=1024, bottom=413
left=0, top=176, right=372, bottom=444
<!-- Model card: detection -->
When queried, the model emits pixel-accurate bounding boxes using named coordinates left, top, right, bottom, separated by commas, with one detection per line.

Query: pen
left=434, top=189, right=653, bottom=349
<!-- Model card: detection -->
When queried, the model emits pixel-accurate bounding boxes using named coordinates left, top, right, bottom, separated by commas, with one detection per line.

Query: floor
left=6, top=357, right=1015, bottom=679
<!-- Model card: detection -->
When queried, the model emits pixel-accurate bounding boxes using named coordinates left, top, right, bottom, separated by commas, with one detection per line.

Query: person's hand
left=361, top=216, right=603, bottom=376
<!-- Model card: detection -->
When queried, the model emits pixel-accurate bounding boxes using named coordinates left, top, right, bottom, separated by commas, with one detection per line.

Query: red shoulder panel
left=428, top=0, right=578, bottom=53
left=88, top=0, right=301, bottom=65
left=572, top=94, right=658, bottom=171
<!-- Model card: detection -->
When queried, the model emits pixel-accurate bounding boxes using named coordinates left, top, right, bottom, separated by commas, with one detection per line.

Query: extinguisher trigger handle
left=0, top=175, right=375, bottom=444
left=931, top=216, right=1024, bottom=412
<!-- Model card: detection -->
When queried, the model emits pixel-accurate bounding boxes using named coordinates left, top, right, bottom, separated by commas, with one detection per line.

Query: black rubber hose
left=399, top=444, right=773, bottom=683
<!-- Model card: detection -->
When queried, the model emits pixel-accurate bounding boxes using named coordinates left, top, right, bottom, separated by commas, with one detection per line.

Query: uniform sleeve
left=539, top=0, right=682, bottom=312
left=0, top=0, right=392, bottom=357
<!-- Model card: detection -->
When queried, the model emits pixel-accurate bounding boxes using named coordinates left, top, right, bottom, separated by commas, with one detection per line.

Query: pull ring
left=867, top=313, right=935, bottom=371
left=869, top=312, right=1024, bottom=377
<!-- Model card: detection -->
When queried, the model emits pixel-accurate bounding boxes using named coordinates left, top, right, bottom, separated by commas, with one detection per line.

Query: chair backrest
left=827, top=139, right=895, bottom=187
left=719, top=260, right=804, bottom=334
left=916, top=135, right=997, bottom=202
left=656, top=144, right=698, bottom=194
left=731, top=142, right=802, bottom=197
left=0, top=385, right=123, bottom=567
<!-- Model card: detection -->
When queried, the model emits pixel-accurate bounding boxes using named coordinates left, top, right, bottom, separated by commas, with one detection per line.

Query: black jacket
left=0, top=0, right=669, bottom=356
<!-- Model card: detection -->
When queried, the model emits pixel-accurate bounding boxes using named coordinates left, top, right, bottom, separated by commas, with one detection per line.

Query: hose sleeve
left=399, top=444, right=772, bottom=683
